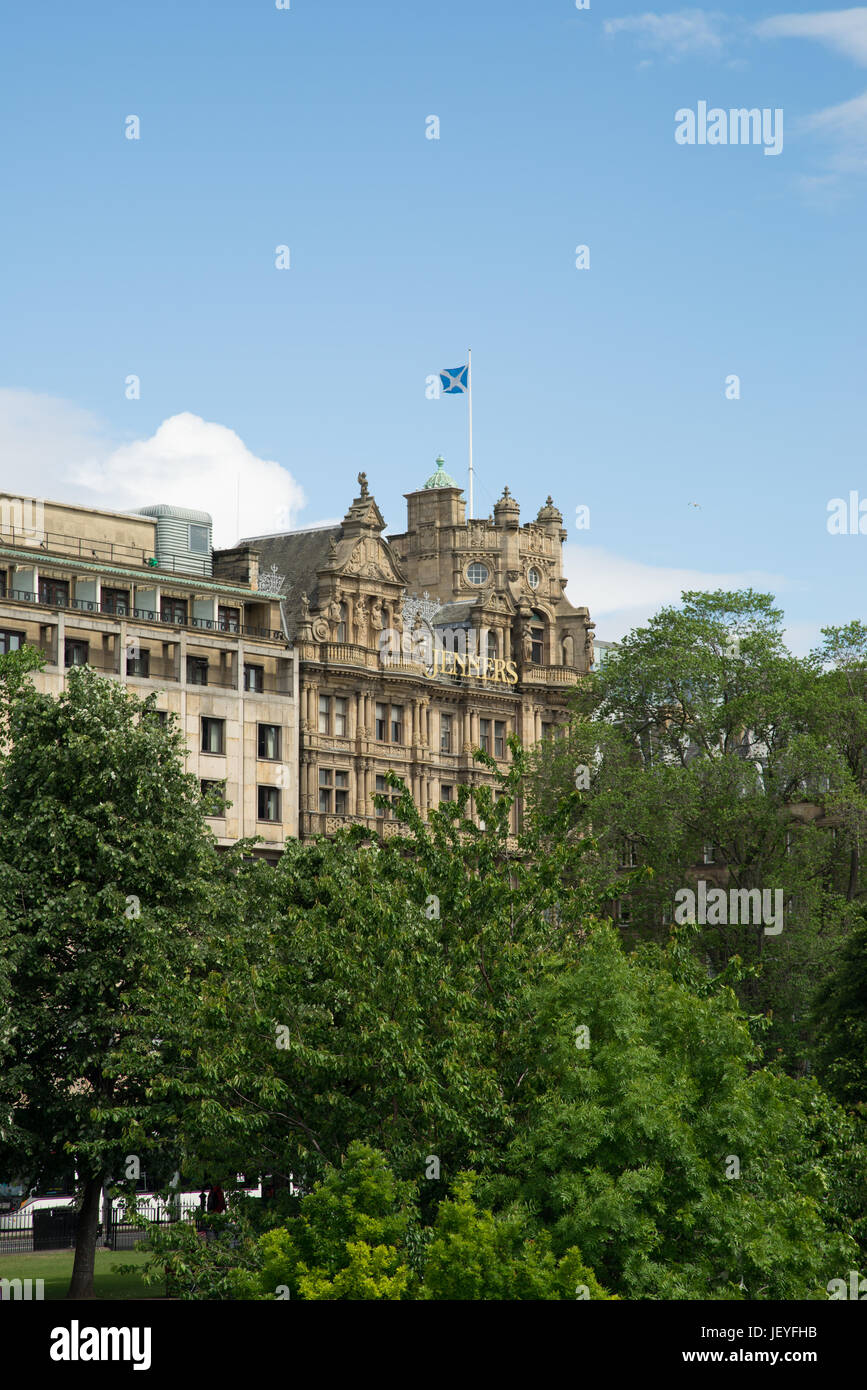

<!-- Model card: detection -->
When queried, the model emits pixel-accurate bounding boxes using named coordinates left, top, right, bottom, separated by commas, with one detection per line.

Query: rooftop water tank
left=137, top=504, right=213, bottom=576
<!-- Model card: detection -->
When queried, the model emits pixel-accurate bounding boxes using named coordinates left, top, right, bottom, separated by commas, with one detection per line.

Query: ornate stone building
left=244, top=460, right=595, bottom=840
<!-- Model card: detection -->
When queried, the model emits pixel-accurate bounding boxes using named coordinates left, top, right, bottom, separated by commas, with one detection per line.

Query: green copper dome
left=423, top=455, right=459, bottom=489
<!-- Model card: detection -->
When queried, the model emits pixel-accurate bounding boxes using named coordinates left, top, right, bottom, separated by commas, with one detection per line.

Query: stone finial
left=357, top=471, right=369, bottom=497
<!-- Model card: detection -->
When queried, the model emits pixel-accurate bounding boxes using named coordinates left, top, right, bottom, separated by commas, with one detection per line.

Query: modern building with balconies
left=0, top=493, right=298, bottom=857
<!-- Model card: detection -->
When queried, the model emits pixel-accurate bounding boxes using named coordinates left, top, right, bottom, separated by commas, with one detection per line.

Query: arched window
left=531, top=611, right=545, bottom=665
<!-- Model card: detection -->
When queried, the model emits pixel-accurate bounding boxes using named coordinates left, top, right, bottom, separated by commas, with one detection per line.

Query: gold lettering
left=468, top=655, right=481, bottom=677
left=505, top=660, right=518, bottom=685
left=493, top=658, right=506, bottom=683
left=454, top=653, right=466, bottom=675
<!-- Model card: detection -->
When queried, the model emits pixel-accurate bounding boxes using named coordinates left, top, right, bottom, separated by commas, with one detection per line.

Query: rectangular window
left=161, top=597, right=188, bottom=625
left=318, top=695, right=331, bottom=734
left=440, top=783, right=453, bottom=802
left=200, top=779, right=226, bottom=813
left=479, top=718, right=491, bottom=753
left=494, top=721, right=506, bottom=759
left=218, top=605, right=240, bottom=632
left=201, top=717, right=225, bottom=755
left=127, top=649, right=150, bottom=678
left=64, top=639, right=89, bottom=668
left=334, top=697, right=348, bottom=736
left=244, top=663, right=264, bottom=693
left=187, top=656, right=208, bottom=686
left=0, top=630, right=24, bottom=654
left=257, top=723, right=281, bottom=760
left=40, top=578, right=69, bottom=607
left=375, top=773, right=387, bottom=818
left=619, top=839, right=638, bottom=869
left=102, top=587, right=130, bottom=616
left=440, top=713, right=452, bottom=754
left=189, top=523, right=209, bottom=555
left=375, top=702, right=386, bottom=741
left=146, top=709, right=169, bottom=727
left=257, top=785, right=280, bottom=822
left=319, top=768, right=333, bottom=814
left=335, top=769, right=349, bottom=815
left=391, top=706, right=403, bottom=744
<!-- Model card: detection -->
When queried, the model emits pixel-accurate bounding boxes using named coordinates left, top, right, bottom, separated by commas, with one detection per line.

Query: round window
left=467, top=562, right=489, bottom=585
left=527, top=567, right=540, bottom=590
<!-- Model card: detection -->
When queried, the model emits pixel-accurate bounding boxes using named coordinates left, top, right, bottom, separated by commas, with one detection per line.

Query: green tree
left=229, top=1143, right=612, bottom=1301
left=0, top=665, right=223, bottom=1298
left=529, top=590, right=857, bottom=1069
left=496, top=920, right=861, bottom=1298
left=157, top=749, right=603, bottom=1201
left=811, top=903, right=867, bottom=1114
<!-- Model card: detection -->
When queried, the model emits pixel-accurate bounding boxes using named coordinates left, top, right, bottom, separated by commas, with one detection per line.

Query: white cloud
left=74, top=412, right=306, bottom=548
left=0, top=390, right=307, bottom=548
left=604, top=9, right=728, bottom=58
left=564, top=543, right=788, bottom=642
left=755, top=8, right=867, bottom=66
left=0, top=388, right=110, bottom=494
left=798, top=87, right=867, bottom=172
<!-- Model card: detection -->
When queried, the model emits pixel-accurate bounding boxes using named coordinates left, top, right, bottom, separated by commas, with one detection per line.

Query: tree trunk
left=66, top=1174, right=105, bottom=1299
left=847, top=842, right=859, bottom=901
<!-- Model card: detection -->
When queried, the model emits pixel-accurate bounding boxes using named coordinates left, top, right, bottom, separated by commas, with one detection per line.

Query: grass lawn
left=0, top=1248, right=162, bottom=1300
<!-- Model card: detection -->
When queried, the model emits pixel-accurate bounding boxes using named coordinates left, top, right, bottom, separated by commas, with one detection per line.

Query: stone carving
left=370, top=598, right=384, bottom=630
left=358, top=471, right=369, bottom=497
left=312, top=617, right=329, bottom=642
left=300, top=591, right=310, bottom=619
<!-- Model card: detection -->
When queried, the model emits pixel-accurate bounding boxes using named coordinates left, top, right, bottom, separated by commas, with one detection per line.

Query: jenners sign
left=431, top=649, right=518, bottom=684
left=379, top=626, right=519, bottom=685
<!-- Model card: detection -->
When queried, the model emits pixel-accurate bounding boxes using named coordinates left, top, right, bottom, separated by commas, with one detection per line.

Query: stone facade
left=243, top=462, right=595, bottom=840
left=0, top=494, right=298, bottom=857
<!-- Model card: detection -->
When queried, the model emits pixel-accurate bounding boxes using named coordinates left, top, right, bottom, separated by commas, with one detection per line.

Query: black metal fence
left=106, top=1205, right=181, bottom=1251
left=0, top=1205, right=78, bottom=1255
left=0, top=1202, right=185, bottom=1254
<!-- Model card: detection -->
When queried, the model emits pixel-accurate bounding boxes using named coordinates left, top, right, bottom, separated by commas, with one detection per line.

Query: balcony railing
left=1, top=591, right=283, bottom=641
left=0, top=524, right=214, bottom=576
left=520, top=663, right=580, bottom=686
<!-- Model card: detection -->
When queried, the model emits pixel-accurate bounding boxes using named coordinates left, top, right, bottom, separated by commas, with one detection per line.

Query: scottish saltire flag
left=439, top=364, right=468, bottom=394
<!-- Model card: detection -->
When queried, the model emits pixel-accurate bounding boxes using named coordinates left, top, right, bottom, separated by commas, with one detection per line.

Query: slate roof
left=242, top=524, right=342, bottom=638
left=432, top=601, right=478, bottom=627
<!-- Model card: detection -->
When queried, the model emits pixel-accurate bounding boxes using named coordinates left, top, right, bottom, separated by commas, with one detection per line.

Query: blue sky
left=1, top=1, right=866, bottom=649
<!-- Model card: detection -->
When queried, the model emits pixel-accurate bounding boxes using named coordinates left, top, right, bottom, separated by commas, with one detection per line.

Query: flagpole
left=467, top=347, right=474, bottom=518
